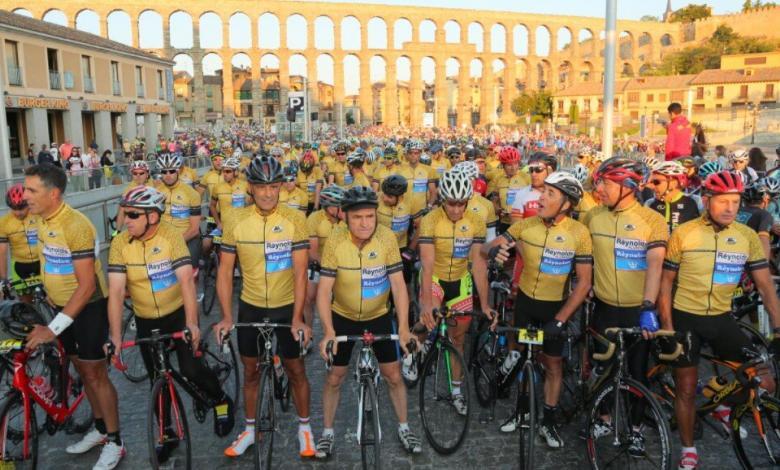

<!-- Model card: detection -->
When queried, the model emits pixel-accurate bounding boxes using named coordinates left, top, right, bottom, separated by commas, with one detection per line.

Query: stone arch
left=12, top=8, right=32, bottom=17
left=393, top=18, right=413, bottom=50
left=367, top=17, right=388, bottom=49
left=168, top=11, right=192, bottom=49
left=260, top=53, right=280, bottom=91
left=621, top=62, right=634, bottom=78
left=286, top=14, right=307, bottom=50
left=419, top=19, right=436, bottom=43
left=468, top=22, right=485, bottom=53
left=578, top=28, right=595, bottom=57
left=444, top=20, right=461, bottom=44
left=107, top=10, right=132, bottom=46
left=75, top=9, right=100, bottom=35
left=138, top=10, right=164, bottom=49
left=259, top=13, right=280, bottom=49
left=537, top=59, right=552, bottom=89
left=491, top=24, right=507, bottom=53
left=446, top=57, right=460, bottom=78
left=396, top=56, right=411, bottom=82
left=660, top=33, right=673, bottom=47
left=341, top=16, right=361, bottom=51
left=343, top=54, right=361, bottom=95
left=637, top=32, right=653, bottom=62
left=515, top=58, right=530, bottom=90
left=470, top=58, right=483, bottom=78
left=42, top=9, right=67, bottom=26
left=172, top=53, right=194, bottom=76
left=619, top=31, right=634, bottom=61
left=535, top=25, right=551, bottom=57
left=579, top=61, right=594, bottom=82
left=232, top=52, right=251, bottom=69
left=314, top=16, right=335, bottom=50
left=202, top=52, right=223, bottom=77
left=513, top=24, right=529, bottom=56
left=492, top=58, right=506, bottom=74
left=260, top=53, right=280, bottom=70
left=370, top=55, right=387, bottom=84
left=639, top=63, right=653, bottom=76
left=289, top=54, right=308, bottom=88
left=199, top=12, right=223, bottom=49
left=558, top=60, right=573, bottom=87
left=316, top=54, right=335, bottom=85
left=556, top=26, right=573, bottom=54
left=229, top=12, right=252, bottom=49
left=421, top=56, right=436, bottom=85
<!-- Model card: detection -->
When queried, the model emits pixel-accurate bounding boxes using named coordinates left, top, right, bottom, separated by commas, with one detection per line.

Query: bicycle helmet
left=571, top=164, right=590, bottom=184
left=381, top=175, right=408, bottom=197
left=269, top=146, right=284, bottom=158
left=369, top=147, right=383, bottom=162
left=119, top=185, right=166, bottom=213
left=420, top=152, right=432, bottom=165
left=429, top=142, right=443, bottom=154
left=341, top=186, right=379, bottom=211
left=544, top=171, right=584, bottom=206
left=320, top=185, right=345, bottom=208
left=703, top=171, right=744, bottom=196
left=591, top=151, right=607, bottom=164
left=0, top=301, right=45, bottom=339
left=743, top=181, right=768, bottom=203
left=347, top=149, right=366, bottom=167
left=130, top=160, right=150, bottom=173
left=729, top=149, right=749, bottom=163
left=333, top=141, right=349, bottom=154
left=408, top=140, right=425, bottom=152
left=652, top=161, right=687, bottom=178
left=223, top=157, right=241, bottom=170
left=5, top=184, right=26, bottom=210
left=473, top=178, right=487, bottom=196
left=245, top=155, right=284, bottom=184
left=446, top=146, right=461, bottom=159
left=642, top=156, right=659, bottom=169
left=283, top=165, right=298, bottom=182
left=593, top=157, right=645, bottom=189
left=464, top=146, right=482, bottom=161
left=300, top=151, right=316, bottom=172
left=439, top=170, right=473, bottom=202
left=698, top=160, right=723, bottom=179
left=760, top=176, right=780, bottom=197
left=452, top=161, right=480, bottom=181
left=578, top=147, right=593, bottom=157
left=384, top=145, right=398, bottom=159
left=498, top=146, right=521, bottom=165
left=156, top=153, right=182, bottom=170
left=674, top=155, right=697, bottom=169
left=528, top=152, right=558, bottom=171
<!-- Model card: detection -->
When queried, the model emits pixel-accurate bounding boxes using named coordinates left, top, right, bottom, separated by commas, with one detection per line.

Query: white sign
left=422, top=113, right=434, bottom=128
left=288, top=92, right=305, bottom=113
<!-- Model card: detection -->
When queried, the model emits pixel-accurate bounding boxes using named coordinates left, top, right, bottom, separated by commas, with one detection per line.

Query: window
left=766, top=84, right=774, bottom=99
left=740, top=85, right=749, bottom=99
left=628, top=92, right=640, bottom=103
left=111, top=61, right=121, bottom=96
left=716, top=86, right=724, bottom=99
left=598, top=100, right=603, bottom=112
left=135, top=66, right=144, bottom=98
left=583, top=100, right=590, bottom=112
left=670, top=91, right=684, bottom=102
left=696, top=87, right=704, bottom=100
left=4, top=40, right=21, bottom=86
left=646, top=93, right=654, bottom=103
left=157, top=70, right=165, bottom=99
left=557, top=100, right=564, bottom=113
left=206, top=87, right=213, bottom=98
left=206, top=99, right=214, bottom=112
left=265, top=105, right=274, bottom=116
left=693, top=104, right=705, bottom=112
left=659, top=93, right=667, bottom=102
left=47, top=49, right=60, bottom=89
left=81, top=55, right=93, bottom=93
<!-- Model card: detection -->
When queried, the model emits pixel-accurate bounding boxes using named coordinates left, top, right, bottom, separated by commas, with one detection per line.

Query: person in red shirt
left=664, top=102, right=691, bottom=161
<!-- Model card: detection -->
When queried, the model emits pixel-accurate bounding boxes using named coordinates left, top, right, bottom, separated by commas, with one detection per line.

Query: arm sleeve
left=292, top=211, right=310, bottom=250
left=0, top=215, right=9, bottom=242
left=107, top=238, right=126, bottom=273
left=384, top=231, right=403, bottom=274
left=574, top=223, right=594, bottom=264
left=320, top=236, right=339, bottom=278
left=418, top=213, right=434, bottom=244
left=221, top=218, right=238, bottom=254
left=502, top=219, right=526, bottom=243
left=647, top=210, right=670, bottom=249
left=169, top=230, right=192, bottom=269
left=662, top=229, right=682, bottom=271
left=473, top=216, right=487, bottom=244
left=746, top=230, right=770, bottom=271
left=67, top=219, right=97, bottom=260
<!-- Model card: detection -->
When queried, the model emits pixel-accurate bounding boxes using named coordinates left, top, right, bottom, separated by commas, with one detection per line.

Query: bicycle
left=118, top=301, right=148, bottom=383
left=326, top=331, right=411, bottom=470
left=228, top=321, right=304, bottom=469
left=199, top=217, right=222, bottom=317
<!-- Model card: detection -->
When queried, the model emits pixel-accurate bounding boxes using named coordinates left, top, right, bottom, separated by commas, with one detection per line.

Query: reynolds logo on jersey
left=506, top=188, right=520, bottom=207
left=614, top=237, right=647, bottom=271
left=43, top=244, right=73, bottom=275
left=231, top=193, right=246, bottom=208
left=265, top=240, right=293, bottom=272
left=361, top=265, right=389, bottom=299
left=391, top=214, right=410, bottom=233
left=148, top=259, right=176, bottom=293
left=26, top=228, right=38, bottom=247
left=540, top=248, right=575, bottom=275
left=170, top=204, right=189, bottom=219
left=713, top=251, right=747, bottom=285
left=413, top=177, right=427, bottom=193
left=454, top=238, right=472, bottom=259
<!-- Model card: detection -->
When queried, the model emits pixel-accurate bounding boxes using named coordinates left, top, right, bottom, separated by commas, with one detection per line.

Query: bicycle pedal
left=193, top=399, right=208, bottom=424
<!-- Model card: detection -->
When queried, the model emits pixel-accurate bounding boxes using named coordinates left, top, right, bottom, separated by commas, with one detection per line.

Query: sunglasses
left=577, top=155, right=588, bottom=159
left=649, top=179, right=666, bottom=185
left=131, top=171, right=147, bottom=176
left=445, top=200, right=468, bottom=208
left=222, top=169, right=234, bottom=174
left=336, top=152, right=346, bottom=156
left=125, top=211, right=145, bottom=220
left=529, top=167, right=546, bottom=173
left=160, top=169, right=178, bottom=175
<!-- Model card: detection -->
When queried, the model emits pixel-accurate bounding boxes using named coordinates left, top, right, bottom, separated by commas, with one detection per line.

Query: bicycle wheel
left=471, top=331, right=497, bottom=408
left=147, top=377, right=191, bottom=470
left=517, top=361, right=536, bottom=470
left=732, top=393, right=780, bottom=468
left=360, top=379, right=381, bottom=470
left=62, top=360, right=93, bottom=435
left=585, top=377, right=672, bottom=470
left=200, top=251, right=218, bottom=316
left=419, top=341, right=469, bottom=454
left=202, top=324, right=240, bottom=408
left=0, top=392, right=38, bottom=469
left=120, top=313, right=148, bottom=383
left=254, top=366, right=275, bottom=470
left=278, top=371, right=291, bottom=412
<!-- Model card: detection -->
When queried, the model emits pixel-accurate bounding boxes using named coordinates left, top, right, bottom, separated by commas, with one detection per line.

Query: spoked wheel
left=203, top=324, right=240, bottom=408
left=471, top=331, right=497, bottom=408
left=120, top=311, right=148, bottom=383
left=360, top=379, right=381, bottom=470
left=277, top=370, right=291, bottom=412
left=585, top=377, right=672, bottom=470
left=62, top=360, right=93, bottom=435
left=0, top=392, right=38, bottom=469
left=731, top=394, right=780, bottom=469
left=200, top=251, right=218, bottom=316
left=147, top=378, right=191, bottom=470
left=517, top=361, right=537, bottom=470
left=254, top=367, right=275, bottom=470
left=419, top=342, right=470, bottom=454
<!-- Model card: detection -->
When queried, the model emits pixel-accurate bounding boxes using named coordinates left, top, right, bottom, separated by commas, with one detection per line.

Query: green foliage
left=743, top=0, right=779, bottom=11
left=669, top=4, right=712, bottom=23
left=346, top=111, right=355, bottom=125
left=511, top=91, right=553, bottom=119
left=640, top=15, right=660, bottom=22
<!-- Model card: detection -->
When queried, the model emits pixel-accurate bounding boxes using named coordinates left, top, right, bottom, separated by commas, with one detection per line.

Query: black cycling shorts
left=330, top=312, right=399, bottom=367
left=237, top=300, right=299, bottom=359
left=672, top=309, right=753, bottom=368
left=58, top=297, right=108, bottom=361
left=13, top=261, right=40, bottom=280
left=513, top=289, right=565, bottom=356
left=186, top=236, right=201, bottom=268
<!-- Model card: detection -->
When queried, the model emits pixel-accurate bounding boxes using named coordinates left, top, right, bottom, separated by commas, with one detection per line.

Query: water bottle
left=221, top=339, right=231, bottom=355
left=702, top=376, right=729, bottom=399
left=31, top=376, right=54, bottom=402
left=273, top=355, right=284, bottom=379
left=497, top=334, right=507, bottom=354
left=499, top=350, right=521, bottom=376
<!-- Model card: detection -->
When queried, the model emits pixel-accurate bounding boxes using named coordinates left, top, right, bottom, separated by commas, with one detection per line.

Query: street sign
left=288, top=92, right=305, bottom=113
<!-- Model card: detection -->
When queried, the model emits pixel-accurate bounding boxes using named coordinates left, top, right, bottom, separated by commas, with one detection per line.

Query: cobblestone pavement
left=33, top=300, right=764, bottom=469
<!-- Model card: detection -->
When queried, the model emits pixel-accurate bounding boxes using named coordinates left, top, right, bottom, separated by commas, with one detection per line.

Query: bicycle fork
left=357, top=379, right=382, bottom=446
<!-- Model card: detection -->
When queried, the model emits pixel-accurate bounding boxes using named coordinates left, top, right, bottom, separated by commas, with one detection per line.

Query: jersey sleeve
left=168, top=228, right=192, bottom=270
left=290, top=210, right=310, bottom=251
left=746, top=229, right=770, bottom=272
left=383, top=229, right=403, bottom=274
left=646, top=210, right=670, bottom=249
left=503, top=218, right=528, bottom=243
left=0, top=214, right=9, bottom=242
left=107, top=236, right=126, bottom=273
left=188, top=188, right=202, bottom=216
left=221, top=217, right=239, bottom=254
left=486, top=201, right=498, bottom=227
left=472, top=215, right=487, bottom=244
left=757, top=210, right=773, bottom=235
left=306, top=212, right=320, bottom=238
left=319, top=234, right=339, bottom=278
left=663, top=228, right=683, bottom=272
left=418, top=213, right=434, bottom=244
left=66, top=217, right=97, bottom=260
left=574, top=222, right=594, bottom=264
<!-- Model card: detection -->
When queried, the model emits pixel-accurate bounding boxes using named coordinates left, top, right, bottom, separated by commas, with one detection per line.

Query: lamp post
left=602, top=0, right=618, bottom=158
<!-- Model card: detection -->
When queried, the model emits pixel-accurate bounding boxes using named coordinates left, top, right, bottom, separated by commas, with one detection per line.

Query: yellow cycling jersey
left=198, top=169, right=223, bottom=197
left=582, top=201, right=669, bottom=307
left=108, top=222, right=190, bottom=319
left=418, top=207, right=487, bottom=281
left=664, top=216, right=767, bottom=315
left=402, top=163, right=436, bottom=216
left=377, top=196, right=413, bottom=249
left=371, top=164, right=405, bottom=189
left=467, top=195, right=499, bottom=229
left=38, top=203, right=107, bottom=307
left=222, top=205, right=309, bottom=308
left=504, top=216, right=593, bottom=302
left=306, top=210, right=341, bottom=258
left=489, top=172, right=532, bottom=224
left=320, top=224, right=402, bottom=321
left=156, top=181, right=201, bottom=234
left=0, top=212, right=39, bottom=263
left=179, top=166, right=199, bottom=187
left=279, top=186, right=309, bottom=212
left=327, top=160, right=348, bottom=186
left=345, top=171, right=372, bottom=190
left=575, top=191, right=599, bottom=216
left=430, top=158, right=451, bottom=180
left=122, top=181, right=146, bottom=197
left=296, top=168, right=324, bottom=204
left=212, top=179, right=251, bottom=227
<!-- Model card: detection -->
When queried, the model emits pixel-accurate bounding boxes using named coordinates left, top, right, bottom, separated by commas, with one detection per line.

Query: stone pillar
left=436, top=27, right=445, bottom=46
left=94, top=111, right=112, bottom=154
left=144, top=113, right=158, bottom=147
left=221, top=51, right=235, bottom=123
left=162, top=17, right=171, bottom=52
left=385, top=60, right=398, bottom=126
left=388, top=24, right=395, bottom=50
left=480, top=68, right=495, bottom=126
left=279, top=52, right=290, bottom=113
left=280, top=20, right=288, bottom=49
left=161, top=112, right=174, bottom=138
left=131, top=16, right=140, bottom=49
left=457, top=59, right=470, bottom=128
left=359, top=57, right=372, bottom=124
left=192, top=53, right=206, bottom=125
left=122, top=105, right=137, bottom=142
left=409, top=58, right=422, bottom=127
left=334, top=21, right=342, bottom=50
left=333, top=52, right=345, bottom=134
left=307, top=55, right=318, bottom=110
left=435, top=60, right=448, bottom=128
left=64, top=101, right=84, bottom=148
left=251, top=54, right=262, bottom=123
left=502, top=63, right=515, bottom=124
left=527, top=27, right=536, bottom=57
left=25, top=108, right=49, bottom=151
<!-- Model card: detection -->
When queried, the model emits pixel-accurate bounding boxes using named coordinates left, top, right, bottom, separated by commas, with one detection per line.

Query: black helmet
left=381, top=175, right=408, bottom=197
left=0, top=301, right=46, bottom=340
left=544, top=172, right=584, bottom=206
left=743, top=181, right=769, bottom=203
left=341, top=186, right=378, bottom=212
left=464, top=147, right=481, bottom=161
left=245, top=155, right=284, bottom=184
left=446, top=146, right=461, bottom=158
left=528, top=152, right=558, bottom=171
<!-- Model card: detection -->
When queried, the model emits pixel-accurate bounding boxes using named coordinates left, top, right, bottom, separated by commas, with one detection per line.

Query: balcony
left=84, top=76, right=94, bottom=93
left=7, top=66, right=22, bottom=86
left=158, top=87, right=165, bottom=100
left=136, top=84, right=145, bottom=98
left=49, top=70, right=61, bottom=90
left=112, top=81, right=121, bottom=96
left=234, top=90, right=252, bottom=101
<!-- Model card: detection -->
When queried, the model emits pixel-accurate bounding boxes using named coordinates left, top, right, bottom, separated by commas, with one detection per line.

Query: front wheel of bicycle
left=200, top=251, right=218, bottom=317
left=731, top=393, right=780, bottom=469
left=0, top=392, right=38, bottom=469
left=203, top=324, right=240, bottom=408
left=254, top=366, right=275, bottom=470
left=360, top=379, right=381, bottom=470
left=120, top=312, right=148, bottom=383
left=517, top=360, right=537, bottom=470
left=147, top=377, right=191, bottom=470
left=585, top=377, right=672, bottom=470
left=419, top=341, right=470, bottom=454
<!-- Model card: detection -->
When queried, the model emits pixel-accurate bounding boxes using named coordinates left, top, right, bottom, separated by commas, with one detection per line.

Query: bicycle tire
left=360, top=379, right=381, bottom=470
left=254, top=366, right=275, bottom=470
left=62, top=360, right=93, bottom=435
left=585, top=376, right=672, bottom=470
left=120, top=313, right=148, bottom=383
left=203, top=324, right=240, bottom=408
left=200, top=251, right=218, bottom=317
left=147, top=377, right=191, bottom=470
left=0, top=392, right=38, bottom=469
left=278, top=372, right=291, bottom=412
left=517, top=360, right=536, bottom=470
left=731, top=393, right=780, bottom=469
left=419, top=341, right=470, bottom=454
left=471, top=331, right=497, bottom=408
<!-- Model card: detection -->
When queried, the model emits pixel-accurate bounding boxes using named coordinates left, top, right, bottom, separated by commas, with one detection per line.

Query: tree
left=345, top=111, right=355, bottom=125
left=511, top=91, right=553, bottom=119
left=744, top=0, right=778, bottom=10
left=669, top=4, right=712, bottom=23
left=640, top=15, right=660, bottom=22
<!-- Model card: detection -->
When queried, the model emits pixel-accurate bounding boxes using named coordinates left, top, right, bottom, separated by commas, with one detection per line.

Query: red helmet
left=703, top=171, right=744, bottom=196
left=300, top=150, right=316, bottom=172
left=5, top=184, right=26, bottom=210
left=593, top=157, right=644, bottom=189
left=473, top=178, right=487, bottom=196
left=498, top=146, right=520, bottom=165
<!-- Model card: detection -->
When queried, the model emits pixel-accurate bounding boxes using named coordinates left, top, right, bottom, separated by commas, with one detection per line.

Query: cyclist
left=0, top=184, right=40, bottom=302
left=451, top=161, right=498, bottom=242
left=571, top=164, right=598, bottom=218
left=213, top=155, right=314, bottom=459
left=280, top=164, right=309, bottom=213
left=197, top=153, right=225, bottom=197
left=581, top=157, right=669, bottom=452
left=488, top=145, right=530, bottom=233
left=327, top=142, right=349, bottom=186
left=736, top=178, right=774, bottom=260
left=402, top=140, right=437, bottom=217
left=210, top=157, right=250, bottom=231
left=370, top=146, right=403, bottom=192
left=315, top=186, right=420, bottom=458
left=116, top=160, right=152, bottom=230
left=22, top=164, right=123, bottom=470
left=645, top=161, right=701, bottom=233
left=178, top=157, right=199, bottom=187
left=377, top=174, right=420, bottom=287
left=510, top=152, right=557, bottom=223
left=729, top=148, right=758, bottom=183
left=107, top=186, right=235, bottom=463
left=154, top=154, right=202, bottom=271
left=658, top=170, right=780, bottom=470
left=414, top=170, right=494, bottom=414
left=297, top=150, right=324, bottom=212
left=483, top=172, right=592, bottom=445
left=692, top=160, right=722, bottom=197
left=429, top=142, right=451, bottom=177
left=345, top=149, right=372, bottom=189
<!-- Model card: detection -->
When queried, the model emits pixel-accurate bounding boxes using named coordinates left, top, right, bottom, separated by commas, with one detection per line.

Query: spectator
left=37, top=144, right=54, bottom=166
left=749, top=147, right=768, bottom=176
left=691, top=123, right=707, bottom=157
left=85, top=147, right=102, bottom=189
left=664, top=102, right=692, bottom=161
left=26, top=144, right=35, bottom=166
left=49, top=143, right=62, bottom=167
left=59, top=139, right=73, bottom=162
left=66, top=146, right=85, bottom=192
left=714, top=145, right=728, bottom=168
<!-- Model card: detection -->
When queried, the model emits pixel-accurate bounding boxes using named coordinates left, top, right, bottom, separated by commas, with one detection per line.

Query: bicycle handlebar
left=325, top=332, right=416, bottom=370
left=114, top=329, right=201, bottom=371
left=597, top=328, right=683, bottom=362
left=231, top=322, right=306, bottom=356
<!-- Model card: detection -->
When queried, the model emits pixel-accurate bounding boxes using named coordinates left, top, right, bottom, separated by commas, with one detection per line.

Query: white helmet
left=270, top=146, right=284, bottom=157
left=729, top=148, right=749, bottom=163
left=642, top=156, right=659, bottom=169
left=544, top=171, right=584, bottom=205
left=452, top=161, right=479, bottom=181
left=439, top=169, right=473, bottom=202
left=652, top=161, right=686, bottom=177
left=571, top=164, right=590, bottom=184
left=130, top=160, right=150, bottom=172
left=223, top=157, right=241, bottom=170
left=232, top=148, right=242, bottom=158
left=156, top=153, right=182, bottom=170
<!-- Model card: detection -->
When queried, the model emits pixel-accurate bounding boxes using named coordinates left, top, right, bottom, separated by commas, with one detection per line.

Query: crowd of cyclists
left=3, top=125, right=780, bottom=470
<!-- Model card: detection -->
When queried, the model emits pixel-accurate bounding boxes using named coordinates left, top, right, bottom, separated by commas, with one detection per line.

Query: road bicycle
left=199, top=217, right=222, bottom=317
